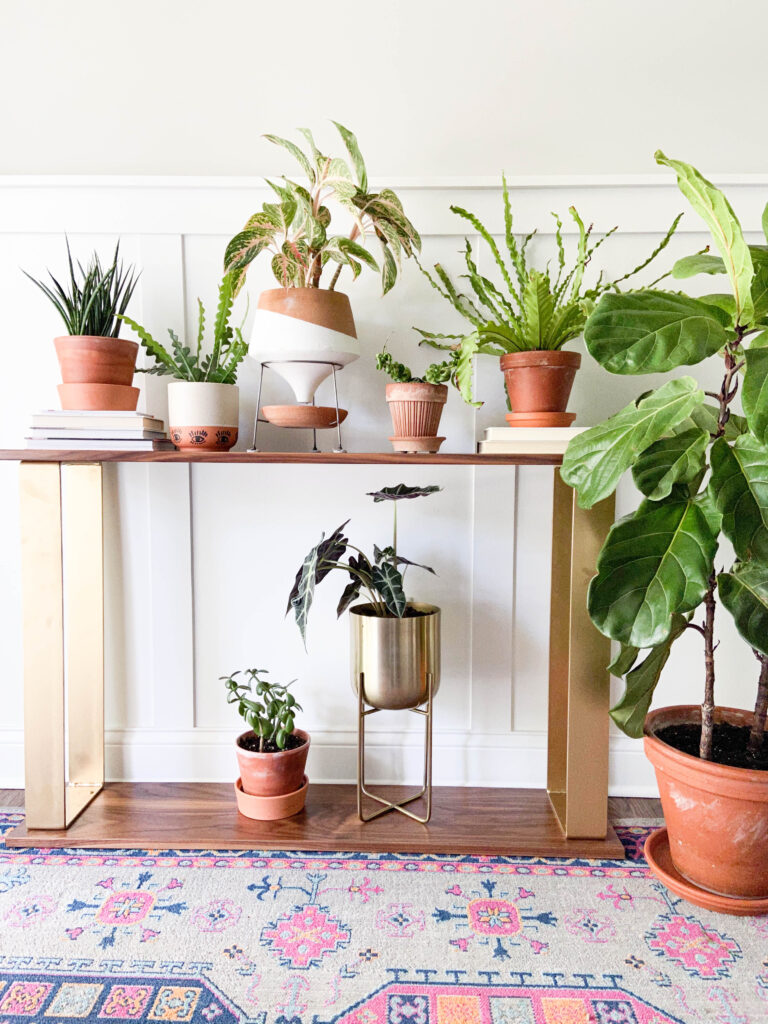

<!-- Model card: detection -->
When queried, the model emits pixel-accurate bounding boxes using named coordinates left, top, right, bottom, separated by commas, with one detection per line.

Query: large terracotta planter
left=54, top=335, right=139, bottom=410
left=167, top=381, right=239, bottom=451
left=385, top=381, right=447, bottom=453
left=250, top=288, right=359, bottom=404
left=235, top=727, right=310, bottom=803
left=500, top=350, right=581, bottom=427
left=350, top=603, right=441, bottom=710
left=644, top=705, right=768, bottom=901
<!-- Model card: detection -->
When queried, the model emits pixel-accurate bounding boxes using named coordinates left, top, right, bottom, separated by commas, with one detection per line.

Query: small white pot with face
left=167, top=382, right=239, bottom=451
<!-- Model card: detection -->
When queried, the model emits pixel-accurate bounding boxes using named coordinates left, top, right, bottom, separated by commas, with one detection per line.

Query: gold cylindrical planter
left=350, top=602, right=441, bottom=710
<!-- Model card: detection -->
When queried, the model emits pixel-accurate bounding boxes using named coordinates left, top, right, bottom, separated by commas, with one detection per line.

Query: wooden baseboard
left=5, top=782, right=626, bottom=859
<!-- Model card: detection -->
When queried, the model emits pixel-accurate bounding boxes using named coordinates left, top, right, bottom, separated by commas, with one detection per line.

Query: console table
left=1, top=450, right=621, bottom=858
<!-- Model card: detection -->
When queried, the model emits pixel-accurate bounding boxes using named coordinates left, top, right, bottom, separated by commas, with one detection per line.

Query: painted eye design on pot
left=216, top=430, right=232, bottom=443
left=190, top=430, right=208, bottom=444
left=172, top=431, right=182, bottom=442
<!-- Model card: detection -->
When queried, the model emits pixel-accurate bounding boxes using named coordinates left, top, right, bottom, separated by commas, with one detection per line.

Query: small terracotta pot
left=167, top=382, right=239, bottom=452
left=57, top=382, right=139, bottom=411
left=645, top=705, right=768, bottom=901
left=235, top=728, right=310, bottom=799
left=500, top=350, right=581, bottom=425
left=385, top=382, right=447, bottom=453
left=54, top=336, right=138, bottom=385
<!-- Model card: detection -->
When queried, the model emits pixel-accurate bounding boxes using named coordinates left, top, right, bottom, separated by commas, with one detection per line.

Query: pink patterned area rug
left=0, top=810, right=765, bottom=1022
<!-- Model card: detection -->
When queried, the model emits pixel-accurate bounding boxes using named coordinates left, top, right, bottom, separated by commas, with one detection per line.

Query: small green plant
left=121, top=274, right=248, bottom=383
left=415, top=176, right=681, bottom=403
left=288, top=484, right=441, bottom=645
left=24, top=240, right=139, bottom=338
left=561, top=151, right=768, bottom=766
left=375, top=348, right=459, bottom=387
left=222, top=668, right=302, bottom=752
left=224, top=122, right=421, bottom=295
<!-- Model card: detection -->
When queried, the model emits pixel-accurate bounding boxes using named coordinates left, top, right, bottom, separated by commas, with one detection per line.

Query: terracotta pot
left=385, top=382, right=447, bottom=445
left=500, top=350, right=581, bottom=425
left=57, top=382, right=139, bottom=411
left=261, top=405, right=348, bottom=429
left=235, top=728, right=310, bottom=799
left=54, top=336, right=138, bottom=386
left=251, top=288, right=359, bottom=403
left=167, top=382, right=239, bottom=451
left=645, top=705, right=768, bottom=900
left=234, top=775, right=309, bottom=820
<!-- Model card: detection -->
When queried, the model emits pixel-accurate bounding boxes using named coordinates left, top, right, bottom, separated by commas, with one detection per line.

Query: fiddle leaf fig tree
left=561, top=151, right=768, bottom=766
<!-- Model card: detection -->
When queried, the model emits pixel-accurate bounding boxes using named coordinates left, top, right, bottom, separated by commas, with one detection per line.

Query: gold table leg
left=20, top=462, right=104, bottom=829
left=547, top=469, right=615, bottom=839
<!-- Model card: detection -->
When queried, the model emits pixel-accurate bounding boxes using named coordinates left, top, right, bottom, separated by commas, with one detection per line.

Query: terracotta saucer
left=389, top=436, right=446, bottom=453
left=505, top=411, right=576, bottom=427
left=234, top=775, right=309, bottom=821
left=645, top=827, right=768, bottom=916
left=262, top=405, right=348, bottom=429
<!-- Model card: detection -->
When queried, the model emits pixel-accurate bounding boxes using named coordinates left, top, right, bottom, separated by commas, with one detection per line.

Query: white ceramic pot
left=167, top=382, right=239, bottom=451
left=250, top=288, right=359, bottom=404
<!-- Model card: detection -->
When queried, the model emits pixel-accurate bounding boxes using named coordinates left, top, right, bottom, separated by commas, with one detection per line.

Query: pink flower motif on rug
left=375, top=902, right=426, bottom=938
left=260, top=904, right=351, bottom=968
left=646, top=914, right=742, bottom=979
left=192, top=899, right=242, bottom=933
left=565, top=908, right=617, bottom=943
left=2, top=894, right=56, bottom=928
left=98, top=890, right=155, bottom=925
left=466, top=898, right=522, bottom=936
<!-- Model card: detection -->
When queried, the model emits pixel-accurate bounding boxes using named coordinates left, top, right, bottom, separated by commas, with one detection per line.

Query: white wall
left=0, top=175, right=766, bottom=794
left=2, top=0, right=768, bottom=176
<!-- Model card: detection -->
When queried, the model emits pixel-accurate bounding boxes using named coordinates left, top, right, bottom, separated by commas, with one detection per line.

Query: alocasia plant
left=224, top=123, right=420, bottom=295
left=287, top=484, right=441, bottom=645
left=561, top=151, right=768, bottom=765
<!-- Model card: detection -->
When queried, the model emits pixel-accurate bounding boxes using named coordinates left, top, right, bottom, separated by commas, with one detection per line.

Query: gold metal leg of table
left=547, top=469, right=615, bottom=839
left=20, top=462, right=104, bottom=829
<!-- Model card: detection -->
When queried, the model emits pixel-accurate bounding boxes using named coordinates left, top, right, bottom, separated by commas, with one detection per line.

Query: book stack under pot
left=27, top=410, right=174, bottom=451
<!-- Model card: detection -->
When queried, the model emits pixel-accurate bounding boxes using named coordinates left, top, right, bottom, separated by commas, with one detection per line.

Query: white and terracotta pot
left=167, top=382, right=239, bottom=451
left=250, top=288, right=359, bottom=404
left=385, top=381, right=447, bottom=453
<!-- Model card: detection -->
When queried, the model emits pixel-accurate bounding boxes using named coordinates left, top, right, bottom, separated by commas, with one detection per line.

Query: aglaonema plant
left=561, top=151, right=768, bottom=765
left=287, top=484, right=441, bottom=645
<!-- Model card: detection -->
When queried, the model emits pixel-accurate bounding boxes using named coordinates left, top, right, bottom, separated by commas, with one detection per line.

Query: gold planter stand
left=350, top=602, right=440, bottom=824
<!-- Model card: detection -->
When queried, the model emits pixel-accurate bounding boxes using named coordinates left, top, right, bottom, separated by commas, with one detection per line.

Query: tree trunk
left=699, top=573, right=717, bottom=761
left=749, top=655, right=768, bottom=761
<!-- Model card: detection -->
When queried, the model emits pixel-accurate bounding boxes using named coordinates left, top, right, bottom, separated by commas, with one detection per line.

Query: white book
left=478, top=439, right=574, bottom=455
left=27, top=427, right=167, bottom=440
left=31, top=411, right=165, bottom=431
left=26, top=438, right=176, bottom=451
left=482, top=426, right=586, bottom=442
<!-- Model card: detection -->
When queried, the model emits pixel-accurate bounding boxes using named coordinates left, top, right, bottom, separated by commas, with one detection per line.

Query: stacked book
left=478, top=426, right=585, bottom=455
left=27, top=410, right=174, bottom=451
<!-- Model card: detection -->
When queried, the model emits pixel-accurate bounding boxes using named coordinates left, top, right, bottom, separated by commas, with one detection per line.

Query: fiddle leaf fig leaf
left=561, top=377, right=705, bottom=509
left=631, top=426, right=709, bottom=501
left=608, top=643, right=640, bottom=677
left=710, top=435, right=768, bottom=562
left=370, top=561, right=407, bottom=617
left=718, top=560, right=768, bottom=657
left=588, top=493, right=717, bottom=648
left=672, top=253, right=726, bottom=278
left=656, top=151, right=754, bottom=325
left=367, top=484, right=442, bottom=502
left=763, top=202, right=768, bottom=244
left=609, top=614, right=690, bottom=738
left=743, top=347, right=768, bottom=445
left=584, top=290, right=731, bottom=374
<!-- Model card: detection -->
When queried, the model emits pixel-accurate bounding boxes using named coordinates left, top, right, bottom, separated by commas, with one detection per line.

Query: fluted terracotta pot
left=500, top=350, right=581, bottom=427
left=385, top=382, right=447, bottom=453
left=645, top=705, right=768, bottom=902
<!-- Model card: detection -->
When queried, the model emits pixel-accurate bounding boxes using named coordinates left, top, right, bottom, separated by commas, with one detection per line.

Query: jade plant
left=121, top=274, right=248, bottom=383
left=561, top=151, right=768, bottom=765
left=25, top=240, right=139, bottom=338
left=288, top=484, right=441, bottom=644
left=224, top=122, right=421, bottom=295
left=415, top=175, right=680, bottom=403
left=376, top=348, right=460, bottom=387
left=222, top=668, right=302, bottom=752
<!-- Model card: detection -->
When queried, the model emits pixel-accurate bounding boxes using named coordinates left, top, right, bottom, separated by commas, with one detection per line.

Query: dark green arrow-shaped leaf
left=609, top=614, right=690, bottom=738
left=718, top=560, right=768, bottom=657
left=561, top=377, right=704, bottom=509
left=743, top=348, right=768, bottom=445
left=584, top=290, right=731, bottom=375
left=709, top=434, right=768, bottom=562
left=588, top=494, right=717, bottom=648
left=367, top=484, right=441, bottom=502
left=370, top=561, right=407, bottom=617
left=631, top=425, right=709, bottom=501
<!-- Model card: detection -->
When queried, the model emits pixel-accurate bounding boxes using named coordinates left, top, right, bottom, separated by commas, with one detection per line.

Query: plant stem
left=749, top=653, right=768, bottom=761
left=700, top=571, right=717, bottom=761
left=393, top=503, right=398, bottom=557
left=309, top=248, right=322, bottom=288
left=328, top=263, right=343, bottom=291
